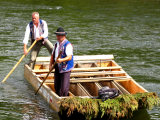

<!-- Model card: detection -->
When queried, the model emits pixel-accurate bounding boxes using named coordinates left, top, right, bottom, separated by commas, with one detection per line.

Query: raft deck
left=24, top=55, right=147, bottom=112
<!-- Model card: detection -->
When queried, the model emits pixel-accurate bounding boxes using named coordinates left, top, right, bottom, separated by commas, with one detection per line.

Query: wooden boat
left=24, top=55, right=148, bottom=112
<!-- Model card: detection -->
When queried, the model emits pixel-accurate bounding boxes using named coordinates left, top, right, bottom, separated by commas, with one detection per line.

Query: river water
left=0, top=0, right=159, bottom=119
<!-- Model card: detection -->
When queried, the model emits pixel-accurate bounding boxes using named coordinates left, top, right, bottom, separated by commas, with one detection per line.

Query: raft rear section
left=32, top=55, right=147, bottom=98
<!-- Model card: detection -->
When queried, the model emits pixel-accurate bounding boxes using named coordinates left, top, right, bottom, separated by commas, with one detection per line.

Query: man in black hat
left=49, top=27, right=74, bottom=96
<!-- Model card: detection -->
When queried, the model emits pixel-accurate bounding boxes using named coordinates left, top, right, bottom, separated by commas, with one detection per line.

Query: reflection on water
left=0, top=0, right=159, bottom=119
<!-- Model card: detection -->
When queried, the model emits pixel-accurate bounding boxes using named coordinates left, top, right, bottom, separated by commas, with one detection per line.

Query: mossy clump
left=60, top=97, right=100, bottom=120
left=100, top=94, right=138, bottom=119
left=59, top=92, right=160, bottom=120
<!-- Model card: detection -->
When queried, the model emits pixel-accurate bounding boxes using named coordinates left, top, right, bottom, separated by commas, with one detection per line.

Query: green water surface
left=0, top=0, right=159, bottom=119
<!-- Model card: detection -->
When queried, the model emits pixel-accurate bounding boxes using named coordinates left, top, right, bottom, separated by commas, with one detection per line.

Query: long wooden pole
left=35, top=51, right=62, bottom=95
left=1, top=40, right=37, bottom=83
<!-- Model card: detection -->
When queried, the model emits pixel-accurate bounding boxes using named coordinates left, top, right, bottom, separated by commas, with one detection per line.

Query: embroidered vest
left=29, top=19, right=47, bottom=43
left=53, top=40, right=74, bottom=73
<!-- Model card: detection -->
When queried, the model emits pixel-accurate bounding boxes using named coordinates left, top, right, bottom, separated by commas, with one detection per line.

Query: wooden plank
left=67, top=71, right=126, bottom=77
left=69, top=92, right=75, bottom=96
left=36, top=55, right=114, bottom=62
left=113, top=81, right=130, bottom=94
left=71, top=76, right=130, bottom=80
left=70, top=77, right=131, bottom=83
left=77, top=83, right=92, bottom=97
left=45, top=83, right=56, bottom=92
left=42, top=77, right=131, bottom=83
left=36, top=57, right=50, bottom=62
left=110, top=81, right=123, bottom=94
left=69, top=83, right=90, bottom=96
left=33, top=66, right=122, bottom=73
left=74, top=55, right=114, bottom=61
left=117, top=79, right=148, bottom=94
left=80, top=82, right=100, bottom=96
left=95, top=83, right=102, bottom=89
left=74, top=60, right=111, bottom=64
left=37, top=71, right=126, bottom=78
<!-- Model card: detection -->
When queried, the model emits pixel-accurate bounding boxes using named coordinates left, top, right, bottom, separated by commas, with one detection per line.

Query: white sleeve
left=41, top=20, right=48, bottom=39
left=66, top=43, right=73, bottom=56
left=23, top=24, right=30, bottom=45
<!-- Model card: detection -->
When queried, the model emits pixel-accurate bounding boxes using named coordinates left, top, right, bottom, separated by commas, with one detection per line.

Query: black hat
left=54, top=27, right=67, bottom=35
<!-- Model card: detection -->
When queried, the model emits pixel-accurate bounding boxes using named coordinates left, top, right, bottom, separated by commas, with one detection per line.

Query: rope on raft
left=59, top=92, right=160, bottom=120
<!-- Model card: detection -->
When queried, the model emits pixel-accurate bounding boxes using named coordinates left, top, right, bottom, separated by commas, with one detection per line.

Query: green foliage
left=60, top=97, right=100, bottom=120
left=100, top=94, right=139, bottom=119
left=134, top=92, right=160, bottom=110
left=59, top=92, right=160, bottom=120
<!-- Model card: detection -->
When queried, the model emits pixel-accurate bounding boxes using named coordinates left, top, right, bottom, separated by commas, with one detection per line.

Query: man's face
left=32, top=14, right=39, bottom=24
left=56, top=35, right=65, bottom=42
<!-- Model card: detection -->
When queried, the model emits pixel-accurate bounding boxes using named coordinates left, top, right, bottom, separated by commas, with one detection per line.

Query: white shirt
left=53, top=40, right=73, bottom=61
left=23, top=20, right=48, bottom=45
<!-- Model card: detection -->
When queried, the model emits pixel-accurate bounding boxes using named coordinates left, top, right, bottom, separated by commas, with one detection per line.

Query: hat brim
left=54, top=32, right=67, bottom=35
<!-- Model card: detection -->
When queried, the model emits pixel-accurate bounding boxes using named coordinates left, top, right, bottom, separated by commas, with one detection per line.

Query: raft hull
left=24, top=55, right=147, bottom=112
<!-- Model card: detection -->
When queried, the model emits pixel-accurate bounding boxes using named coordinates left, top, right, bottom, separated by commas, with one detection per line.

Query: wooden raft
left=34, top=55, right=147, bottom=96
left=24, top=55, right=148, bottom=112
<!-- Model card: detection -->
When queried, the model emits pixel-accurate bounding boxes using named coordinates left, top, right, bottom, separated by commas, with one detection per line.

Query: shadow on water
left=123, top=109, right=150, bottom=120
left=58, top=109, right=150, bottom=120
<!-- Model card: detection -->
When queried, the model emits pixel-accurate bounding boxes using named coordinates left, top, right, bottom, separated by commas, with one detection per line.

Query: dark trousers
left=54, top=64, right=71, bottom=96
